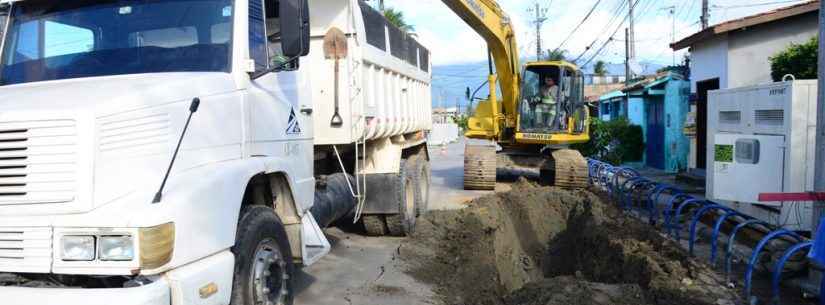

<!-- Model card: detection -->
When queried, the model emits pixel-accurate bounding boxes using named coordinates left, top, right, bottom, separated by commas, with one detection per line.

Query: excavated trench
left=400, top=179, right=737, bottom=305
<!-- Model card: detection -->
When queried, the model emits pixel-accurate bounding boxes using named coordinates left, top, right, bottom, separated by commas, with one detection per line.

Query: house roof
left=599, top=90, right=625, bottom=101
left=671, top=0, right=819, bottom=50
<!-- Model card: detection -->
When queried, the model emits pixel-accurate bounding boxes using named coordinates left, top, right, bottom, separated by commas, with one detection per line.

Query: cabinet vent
left=719, top=111, right=741, bottom=124
left=755, top=109, right=784, bottom=126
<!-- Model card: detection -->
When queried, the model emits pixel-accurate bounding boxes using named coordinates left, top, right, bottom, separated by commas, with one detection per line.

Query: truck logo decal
left=286, top=108, right=302, bottom=135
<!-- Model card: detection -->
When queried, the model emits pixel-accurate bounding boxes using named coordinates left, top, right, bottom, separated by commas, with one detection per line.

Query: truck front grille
left=0, top=227, right=52, bottom=273
left=0, top=120, right=78, bottom=205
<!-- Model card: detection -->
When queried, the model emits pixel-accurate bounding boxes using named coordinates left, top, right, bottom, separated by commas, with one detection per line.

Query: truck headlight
left=99, top=235, right=135, bottom=261
left=61, top=236, right=95, bottom=261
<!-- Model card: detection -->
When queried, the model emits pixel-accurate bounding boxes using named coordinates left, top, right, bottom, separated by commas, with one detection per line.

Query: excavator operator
left=535, top=75, right=558, bottom=129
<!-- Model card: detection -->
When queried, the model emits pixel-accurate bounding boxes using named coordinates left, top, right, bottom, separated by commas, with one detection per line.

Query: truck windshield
left=1, top=0, right=234, bottom=85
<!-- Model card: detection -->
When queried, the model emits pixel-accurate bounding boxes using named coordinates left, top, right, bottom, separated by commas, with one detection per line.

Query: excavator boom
left=441, top=0, right=520, bottom=135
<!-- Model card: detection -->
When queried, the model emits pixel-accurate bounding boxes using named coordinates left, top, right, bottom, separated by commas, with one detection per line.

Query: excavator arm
left=441, top=0, right=520, bottom=139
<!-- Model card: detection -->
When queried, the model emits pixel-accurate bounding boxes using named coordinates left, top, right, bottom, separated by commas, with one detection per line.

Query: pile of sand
left=400, top=179, right=736, bottom=305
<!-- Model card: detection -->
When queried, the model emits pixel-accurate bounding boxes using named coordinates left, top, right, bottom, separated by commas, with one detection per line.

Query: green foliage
left=572, top=118, right=645, bottom=165
left=769, top=36, right=818, bottom=81
left=594, top=61, right=607, bottom=76
left=452, top=115, right=469, bottom=130
left=545, top=49, right=567, bottom=61
left=383, top=8, right=414, bottom=32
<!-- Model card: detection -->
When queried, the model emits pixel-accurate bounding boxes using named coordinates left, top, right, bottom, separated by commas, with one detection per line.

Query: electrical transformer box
left=707, top=80, right=818, bottom=231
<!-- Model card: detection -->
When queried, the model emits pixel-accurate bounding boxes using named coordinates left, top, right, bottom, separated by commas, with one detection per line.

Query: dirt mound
left=400, top=179, right=736, bottom=305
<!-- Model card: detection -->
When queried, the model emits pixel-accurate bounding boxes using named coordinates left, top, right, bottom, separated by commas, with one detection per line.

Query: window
left=1, top=0, right=234, bottom=85
left=44, top=21, right=94, bottom=58
left=249, top=0, right=268, bottom=73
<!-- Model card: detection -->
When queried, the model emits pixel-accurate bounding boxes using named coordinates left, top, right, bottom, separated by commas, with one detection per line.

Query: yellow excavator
left=441, top=0, right=592, bottom=190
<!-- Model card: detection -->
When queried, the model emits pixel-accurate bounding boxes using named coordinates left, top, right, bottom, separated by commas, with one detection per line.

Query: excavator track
left=463, top=145, right=496, bottom=190
left=543, top=149, right=589, bottom=189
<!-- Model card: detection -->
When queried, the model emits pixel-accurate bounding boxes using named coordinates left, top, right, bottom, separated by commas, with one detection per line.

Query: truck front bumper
left=2, top=278, right=170, bottom=305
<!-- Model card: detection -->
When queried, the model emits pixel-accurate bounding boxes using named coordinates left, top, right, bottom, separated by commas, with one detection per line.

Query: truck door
left=245, top=0, right=315, bottom=211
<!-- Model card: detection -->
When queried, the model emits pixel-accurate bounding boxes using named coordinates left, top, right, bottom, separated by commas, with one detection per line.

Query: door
left=646, top=98, right=665, bottom=169
left=696, top=78, right=720, bottom=169
left=246, top=0, right=315, bottom=211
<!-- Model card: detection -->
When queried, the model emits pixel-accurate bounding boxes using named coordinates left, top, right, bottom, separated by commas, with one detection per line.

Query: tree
left=384, top=8, right=414, bottom=33
left=545, top=49, right=567, bottom=61
left=594, top=60, right=607, bottom=76
left=769, top=36, right=817, bottom=81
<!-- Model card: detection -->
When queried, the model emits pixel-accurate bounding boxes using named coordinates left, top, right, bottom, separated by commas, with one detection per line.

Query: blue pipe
left=626, top=179, right=655, bottom=211
left=744, top=229, right=803, bottom=301
left=670, top=198, right=707, bottom=240
left=725, top=219, right=772, bottom=282
left=610, top=167, right=634, bottom=198
left=663, top=193, right=693, bottom=229
left=688, top=204, right=732, bottom=256
left=610, top=167, right=638, bottom=197
left=770, top=241, right=813, bottom=305
left=710, top=210, right=747, bottom=265
left=620, top=177, right=646, bottom=210
left=649, top=186, right=683, bottom=225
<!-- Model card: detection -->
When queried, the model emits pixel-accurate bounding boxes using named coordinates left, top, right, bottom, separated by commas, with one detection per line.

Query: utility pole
left=625, top=28, right=630, bottom=85
left=701, top=0, right=710, bottom=29
left=813, top=0, right=825, bottom=245
left=528, top=2, right=549, bottom=61
left=810, top=0, right=825, bottom=289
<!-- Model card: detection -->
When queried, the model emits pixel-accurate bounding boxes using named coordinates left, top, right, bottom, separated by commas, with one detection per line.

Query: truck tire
left=230, top=206, right=294, bottom=305
left=386, top=159, right=416, bottom=236
left=362, top=215, right=388, bottom=236
left=412, top=157, right=431, bottom=216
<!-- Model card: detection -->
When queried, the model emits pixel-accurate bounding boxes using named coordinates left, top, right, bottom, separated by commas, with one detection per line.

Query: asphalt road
left=294, top=139, right=491, bottom=305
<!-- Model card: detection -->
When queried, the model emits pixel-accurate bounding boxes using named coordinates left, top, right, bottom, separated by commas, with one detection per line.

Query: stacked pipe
left=587, top=158, right=820, bottom=305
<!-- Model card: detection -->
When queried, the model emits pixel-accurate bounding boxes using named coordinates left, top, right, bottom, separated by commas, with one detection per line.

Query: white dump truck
left=0, top=0, right=431, bottom=304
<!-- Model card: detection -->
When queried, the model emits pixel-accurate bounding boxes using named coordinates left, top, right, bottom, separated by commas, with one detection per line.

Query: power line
left=572, top=0, right=628, bottom=63
left=552, top=0, right=602, bottom=53
left=577, top=0, right=643, bottom=65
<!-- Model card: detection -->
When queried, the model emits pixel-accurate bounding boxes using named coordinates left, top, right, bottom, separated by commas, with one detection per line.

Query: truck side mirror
left=465, top=87, right=471, bottom=101
left=280, top=0, right=310, bottom=57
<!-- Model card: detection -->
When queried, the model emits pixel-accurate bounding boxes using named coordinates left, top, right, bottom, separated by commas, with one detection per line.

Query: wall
left=727, top=12, right=818, bottom=88
left=690, top=35, right=729, bottom=93
left=627, top=96, right=645, bottom=127
left=664, top=80, right=691, bottom=172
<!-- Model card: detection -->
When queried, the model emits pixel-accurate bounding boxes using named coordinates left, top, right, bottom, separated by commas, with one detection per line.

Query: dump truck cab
left=0, top=0, right=326, bottom=304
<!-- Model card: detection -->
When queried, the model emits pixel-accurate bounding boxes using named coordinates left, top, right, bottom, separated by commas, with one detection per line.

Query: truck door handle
left=300, top=106, right=313, bottom=115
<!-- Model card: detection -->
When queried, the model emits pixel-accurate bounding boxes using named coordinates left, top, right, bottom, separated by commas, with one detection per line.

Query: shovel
left=323, top=27, right=348, bottom=127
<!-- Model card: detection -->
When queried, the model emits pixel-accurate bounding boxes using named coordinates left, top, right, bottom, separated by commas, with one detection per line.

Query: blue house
left=623, top=71, right=691, bottom=172
left=598, top=90, right=627, bottom=121
left=597, top=71, right=691, bottom=172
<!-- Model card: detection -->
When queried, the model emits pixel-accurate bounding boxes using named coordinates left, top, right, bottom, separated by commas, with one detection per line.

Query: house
left=597, top=90, right=627, bottom=121
left=432, top=107, right=458, bottom=124
left=597, top=72, right=691, bottom=172
left=623, top=72, right=691, bottom=172
left=670, top=0, right=819, bottom=176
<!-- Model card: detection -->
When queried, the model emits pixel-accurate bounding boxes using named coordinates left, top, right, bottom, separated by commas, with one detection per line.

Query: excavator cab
left=515, top=61, right=589, bottom=145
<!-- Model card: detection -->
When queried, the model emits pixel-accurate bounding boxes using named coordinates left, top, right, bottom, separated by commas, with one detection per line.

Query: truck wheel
left=230, top=206, right=294, bottom=305
left=412, top=158, right=431, bottom=216
left=386, top=159, right=416, bottom=236
left=362, top=215, right=388, bottom=236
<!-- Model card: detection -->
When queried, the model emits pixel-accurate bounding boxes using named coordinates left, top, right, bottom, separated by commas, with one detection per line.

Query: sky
left=373, top=0, right=814, bottom=67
